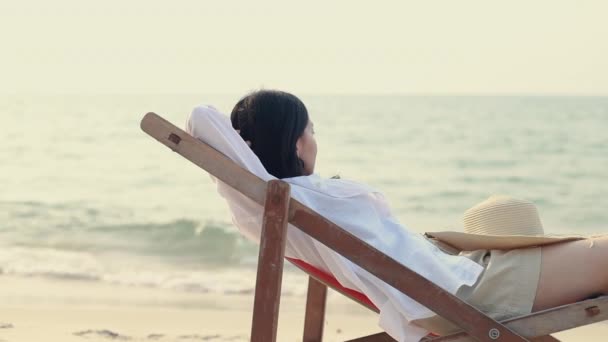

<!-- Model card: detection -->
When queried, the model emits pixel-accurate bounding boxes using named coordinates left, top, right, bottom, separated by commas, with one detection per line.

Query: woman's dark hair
left=231, top=89, right=309, bottom=179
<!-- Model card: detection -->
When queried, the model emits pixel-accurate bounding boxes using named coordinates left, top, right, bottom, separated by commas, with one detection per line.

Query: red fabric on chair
left=286, top=257, right=378, bottom=311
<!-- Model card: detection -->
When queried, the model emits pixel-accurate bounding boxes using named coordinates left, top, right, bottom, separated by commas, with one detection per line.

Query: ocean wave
left=0, top=245, right=309, bottom=297
left=0, top=202, right=259, bottom=266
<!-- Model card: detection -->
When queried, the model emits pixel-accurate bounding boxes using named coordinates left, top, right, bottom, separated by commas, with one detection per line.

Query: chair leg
left=303, top=276, right=328, bottom=342
left=250, top=180, right=291, bottom=342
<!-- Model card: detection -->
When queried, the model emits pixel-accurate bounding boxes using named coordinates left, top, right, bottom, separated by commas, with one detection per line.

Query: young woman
left=228, top=89, right=608, bottom=329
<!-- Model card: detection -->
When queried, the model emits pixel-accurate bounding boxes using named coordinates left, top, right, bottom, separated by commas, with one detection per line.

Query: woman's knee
left=585, top=236, right=608, bottom=292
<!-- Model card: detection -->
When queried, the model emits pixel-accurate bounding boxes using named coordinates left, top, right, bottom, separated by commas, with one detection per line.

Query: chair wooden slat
left=428, top=296, right=608, bottom=341
left=303, top=277, right=328, bottom=342
left=140, top=113, right=268, bottom=206
left=530, top=336, right=561, bottom=342
left=348, top=332, right=562, bottom=342
left=345, top=332, right=398, bottom=341
left=250, top=180, right=291, bottom=342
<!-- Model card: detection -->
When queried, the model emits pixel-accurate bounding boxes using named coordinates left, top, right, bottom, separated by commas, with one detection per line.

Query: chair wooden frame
left=141, top=112, right=608, bottom=342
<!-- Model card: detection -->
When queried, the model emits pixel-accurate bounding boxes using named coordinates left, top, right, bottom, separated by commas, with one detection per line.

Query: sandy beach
left=1, top=275, right=607, bottom=342
left=0, top=275, right=381, bottom=342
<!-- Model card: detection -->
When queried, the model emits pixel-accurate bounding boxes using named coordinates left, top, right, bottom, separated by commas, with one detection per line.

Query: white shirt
left=186, top=105, right=483, bottom=342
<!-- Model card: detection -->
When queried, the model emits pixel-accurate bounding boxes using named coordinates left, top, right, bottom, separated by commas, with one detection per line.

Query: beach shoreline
left=0, top=274, right=379, bottom=342
left=1, top=274, right=607, bottom=341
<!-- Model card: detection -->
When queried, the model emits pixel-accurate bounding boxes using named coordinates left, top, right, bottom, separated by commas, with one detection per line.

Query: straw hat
left=426, top=195, right=583, bottom=251
left=463, top=195, right=544, bottom=236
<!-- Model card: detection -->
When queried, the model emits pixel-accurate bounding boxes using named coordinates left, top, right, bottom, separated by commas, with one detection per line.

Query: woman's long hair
left=230, top=90, right=309, bottom=179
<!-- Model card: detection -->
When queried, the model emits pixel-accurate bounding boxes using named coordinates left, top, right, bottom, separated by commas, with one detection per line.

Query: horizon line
left=1, top=91, right=608, bottom=97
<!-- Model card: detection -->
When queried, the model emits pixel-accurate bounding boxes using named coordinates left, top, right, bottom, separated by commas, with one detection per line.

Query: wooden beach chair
left=140, top=112, right=608, bottom=342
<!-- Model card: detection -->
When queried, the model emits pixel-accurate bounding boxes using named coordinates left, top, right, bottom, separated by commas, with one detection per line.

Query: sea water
left=1, top=94, right=607, bottom=297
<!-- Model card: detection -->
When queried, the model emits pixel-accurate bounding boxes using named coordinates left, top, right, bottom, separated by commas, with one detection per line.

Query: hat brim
left=425, top=231, right=585, bottom=251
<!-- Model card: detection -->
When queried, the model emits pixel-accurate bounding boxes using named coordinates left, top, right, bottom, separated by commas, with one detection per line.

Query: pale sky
left=1, top=0, right=607, bottom=94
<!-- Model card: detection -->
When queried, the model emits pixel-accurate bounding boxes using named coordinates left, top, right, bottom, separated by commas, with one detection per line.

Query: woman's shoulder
left=283, top=173, right=380, bottom=199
